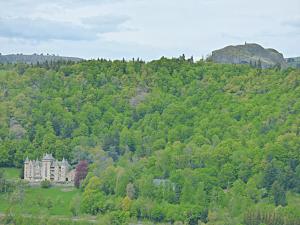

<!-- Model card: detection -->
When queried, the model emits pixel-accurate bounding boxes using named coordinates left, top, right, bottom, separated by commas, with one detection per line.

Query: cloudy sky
left=0, top=0, right=299, bottom=60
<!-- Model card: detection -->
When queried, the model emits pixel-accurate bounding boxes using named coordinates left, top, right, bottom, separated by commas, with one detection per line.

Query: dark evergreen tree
left=272, top=181, right=287, bottom=206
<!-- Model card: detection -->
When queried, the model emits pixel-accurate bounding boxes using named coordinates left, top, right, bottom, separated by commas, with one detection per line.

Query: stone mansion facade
left=24, top=153, right=75, bottom=183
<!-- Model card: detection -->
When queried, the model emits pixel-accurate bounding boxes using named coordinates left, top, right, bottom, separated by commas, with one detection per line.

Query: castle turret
left=60, top=158, right=69, bottom=182
left=28, top=159, right=34, bottom=181
left=53, top=160, right=60, bottom=181
left=41, top=153, right=54, bottom=181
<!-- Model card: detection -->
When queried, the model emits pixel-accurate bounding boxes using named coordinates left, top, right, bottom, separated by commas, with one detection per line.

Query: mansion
left=24, top=153, right=75, bottom=183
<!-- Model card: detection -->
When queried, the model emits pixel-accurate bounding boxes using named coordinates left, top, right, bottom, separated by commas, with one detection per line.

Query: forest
left=0, top=57, right=300, bottom=224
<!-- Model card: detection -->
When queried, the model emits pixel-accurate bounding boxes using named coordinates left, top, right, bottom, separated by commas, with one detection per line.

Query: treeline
left=0, top=57, right=300, bottom=224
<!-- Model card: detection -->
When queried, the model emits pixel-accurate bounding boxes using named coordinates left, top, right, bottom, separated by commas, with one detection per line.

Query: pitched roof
left=61, top=158, right=69, bottom=166
left=42, top=153, right=54, bottom=161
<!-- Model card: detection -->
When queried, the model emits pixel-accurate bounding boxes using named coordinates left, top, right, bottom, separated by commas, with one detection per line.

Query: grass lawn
left=0, top=167, right=81, bottom=216
left=0, top=186, right=81, bottom=216
left=0, top=167, right=21, bottom=180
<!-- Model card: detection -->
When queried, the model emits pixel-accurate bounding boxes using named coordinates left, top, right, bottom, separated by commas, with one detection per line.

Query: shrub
left=109, top=211, right=130, bottom=225
left=40, top=180, right=51, bottom=188
left=70, top=195, right=81, bottom=216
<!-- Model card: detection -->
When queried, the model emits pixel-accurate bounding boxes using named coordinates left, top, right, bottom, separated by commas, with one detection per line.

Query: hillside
left=211, top=43, right=288, bottom=69
left=0, top=53, right=83, bottom=64
left=286, top=57, right=300, bottom=68
left=0, top=59, right=300, bottom=224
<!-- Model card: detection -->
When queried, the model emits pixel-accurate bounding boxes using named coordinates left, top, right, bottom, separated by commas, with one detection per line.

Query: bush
left=46, top=198, right=53, bottom=210
left=70, top=195, right=81, bottom=216
left=109, top=211, right=130, bottom=225
left=40, top=180, right=51, bottom=188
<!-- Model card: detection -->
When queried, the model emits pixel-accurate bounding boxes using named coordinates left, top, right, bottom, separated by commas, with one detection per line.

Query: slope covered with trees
left=0, top=58, right=300, bottom=224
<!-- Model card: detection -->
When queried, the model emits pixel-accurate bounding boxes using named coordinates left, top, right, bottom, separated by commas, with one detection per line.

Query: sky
left=0, top=0, right=299, bottom=60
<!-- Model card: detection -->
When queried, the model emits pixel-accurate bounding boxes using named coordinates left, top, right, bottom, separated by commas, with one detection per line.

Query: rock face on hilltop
left=285, top=57, right=300, bottom=68
left=211, top=43, right=288, bottom=69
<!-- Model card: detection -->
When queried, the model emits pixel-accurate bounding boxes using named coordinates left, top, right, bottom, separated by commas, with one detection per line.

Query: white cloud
left=0, top=0, right=299, bottom=58
left=282, top=17, right=300, bottom=29
left=0, top=16, right=128, bottom=41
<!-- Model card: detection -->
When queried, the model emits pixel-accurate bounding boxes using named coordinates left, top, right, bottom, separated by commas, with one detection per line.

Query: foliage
left=70, top=194, right=81, bottom=216
left=74, top=160, right=89, bottom=188
left=40, top=180, right=51, bottom=188
left=0, top=58, right=300, bottom=224
left=244, top=209, right=300, bottom=225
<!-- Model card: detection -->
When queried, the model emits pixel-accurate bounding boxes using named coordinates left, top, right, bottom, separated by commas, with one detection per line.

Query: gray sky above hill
left=0, top=0, right=299, bottom=60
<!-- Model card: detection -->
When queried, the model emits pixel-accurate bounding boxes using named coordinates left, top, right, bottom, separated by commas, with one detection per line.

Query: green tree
left=271, top=181, right=287, bottom=206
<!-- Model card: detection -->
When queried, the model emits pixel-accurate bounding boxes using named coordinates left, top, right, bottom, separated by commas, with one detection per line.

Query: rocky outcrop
left=211, top=43, right=288, bottom=69
left=129, top=87, right=149, bottom=107
left=285, top=57, right=300, bottom=68
left=9, top=118, right=26, bottom=139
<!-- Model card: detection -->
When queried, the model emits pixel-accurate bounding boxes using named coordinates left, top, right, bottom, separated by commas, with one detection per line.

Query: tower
left=53, top=160, right=60, bottom=182
left=60, top=158, right=68, bottom=182
left=41, top=153, right=54, bottom=181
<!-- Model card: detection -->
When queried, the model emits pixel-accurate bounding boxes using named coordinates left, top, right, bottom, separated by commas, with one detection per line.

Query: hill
left=0, top=53, right=83, bottom=64
left=211, top=43, right=288, bottom=69
left=0, top=58, right=300, bottom=224
left=286, top=57, right=300, bottom=68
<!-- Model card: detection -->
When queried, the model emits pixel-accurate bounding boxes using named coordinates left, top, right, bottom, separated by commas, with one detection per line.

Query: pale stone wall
left=60, top=165, right=66, bottom=182
left=67, top=170, right=75, bottom=182
left=24, top=161, right=28, bottom=181
left=54, top=164, right=59, bottom=181
left=29, top=161, right=34, bottom=181
left=41, top=161, right=46, bottom=180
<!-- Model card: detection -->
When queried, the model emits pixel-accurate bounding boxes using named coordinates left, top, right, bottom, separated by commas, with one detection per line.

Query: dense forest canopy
left=0, top=58, right=300, bottom=224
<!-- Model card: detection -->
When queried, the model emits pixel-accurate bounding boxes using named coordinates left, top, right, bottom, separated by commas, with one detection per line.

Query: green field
left=0, top=167, right=81, bottom=217
left=0, top=186, right=81, bottom=216
left=0, top=167, right=21, bottom=180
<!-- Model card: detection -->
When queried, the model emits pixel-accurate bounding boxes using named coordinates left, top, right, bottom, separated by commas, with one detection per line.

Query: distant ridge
left=211, top=43, right=289, bottom=69
left=0, top=53, right=83, bottom=64
left=285, top=57, right=300, bottom=68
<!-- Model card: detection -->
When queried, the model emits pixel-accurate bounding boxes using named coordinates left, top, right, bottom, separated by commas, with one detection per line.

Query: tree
left=262, top=161, right=278, bottom=190
left=70, top=195, right=81, bottom=216
left=219, top=163, right=236, bottom=189
left=81, top=176, right=106, bottom=215
left=271, top=181, right=287, bottom=206
left=19, top=166, right=24, bottom=179
left=121, top=196, right=132, bottom=211
left=181, top=177, right=195, bottom=203
left=126, top=182, right=136, bottom=199
left=1, top=55, right=300, bottom=223
left=74, top=160, right=89, bottom=188
left=195, top=182, right=207, bottom=208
